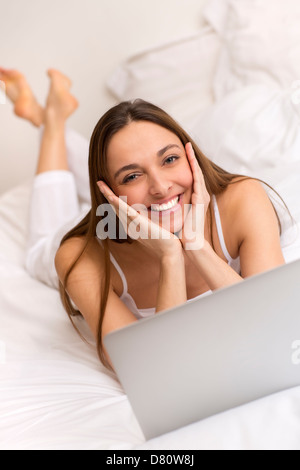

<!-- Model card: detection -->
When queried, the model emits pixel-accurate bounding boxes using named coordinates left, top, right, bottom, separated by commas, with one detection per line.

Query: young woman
left=0, top=67, right=285, bottom=369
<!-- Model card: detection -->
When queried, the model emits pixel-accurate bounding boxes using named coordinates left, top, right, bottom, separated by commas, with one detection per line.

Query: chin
left=151, top=208, right=186, bottom=235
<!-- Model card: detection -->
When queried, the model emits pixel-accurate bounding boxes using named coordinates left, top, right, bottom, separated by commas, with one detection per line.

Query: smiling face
left=106, top=120, right=193, bottom=233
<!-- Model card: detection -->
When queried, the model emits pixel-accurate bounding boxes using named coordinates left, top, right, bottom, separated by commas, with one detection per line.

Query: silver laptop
left=104, top=259, right=300, bottom=440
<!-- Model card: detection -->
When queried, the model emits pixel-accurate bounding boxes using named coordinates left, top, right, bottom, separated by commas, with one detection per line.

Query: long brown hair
left=58, top=99, right=288, bottom=369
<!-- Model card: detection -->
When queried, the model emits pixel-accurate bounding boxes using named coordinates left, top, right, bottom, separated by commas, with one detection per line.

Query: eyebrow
left=114, top=144, right=181, bottom=180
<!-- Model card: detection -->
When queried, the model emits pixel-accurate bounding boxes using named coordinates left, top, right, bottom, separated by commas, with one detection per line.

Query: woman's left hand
left=178, top=143, right=210, bottom=251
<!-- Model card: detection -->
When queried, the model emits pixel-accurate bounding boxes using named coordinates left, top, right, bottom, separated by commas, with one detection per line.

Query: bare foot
left=0, top=67, right=44, bottom=127
left=45, top=69, right=78, bottom=123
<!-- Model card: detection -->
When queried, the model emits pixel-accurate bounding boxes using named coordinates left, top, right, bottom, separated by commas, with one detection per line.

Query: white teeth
left=151, top=196, right=179, bottom=212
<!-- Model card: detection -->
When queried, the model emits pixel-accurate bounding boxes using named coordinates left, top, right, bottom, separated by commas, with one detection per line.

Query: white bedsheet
left=0, top=186, right=144, bottom=450
left=1, top=213, right=300, bottom=450
left=1, top=0, right=300, bottom=450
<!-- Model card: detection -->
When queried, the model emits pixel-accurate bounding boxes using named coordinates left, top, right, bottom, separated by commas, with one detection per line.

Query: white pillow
left=190, top=84, right=300, bottom=262
left=203, top=0, right=300, bottom=99
left=107, top=26, right=221, bottom=129
left=192, top=85, right=300, bottom=172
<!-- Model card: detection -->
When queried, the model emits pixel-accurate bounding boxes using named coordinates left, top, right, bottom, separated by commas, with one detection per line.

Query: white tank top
left=102, top=195, right=240, bottom=320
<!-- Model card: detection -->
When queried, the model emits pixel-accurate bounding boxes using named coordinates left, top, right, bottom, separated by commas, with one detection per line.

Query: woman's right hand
left=97, top=181, right=183, bottom=260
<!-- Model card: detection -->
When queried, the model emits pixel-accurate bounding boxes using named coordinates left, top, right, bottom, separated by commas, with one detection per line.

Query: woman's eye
left=123, top=174, right=138, bottom=184
left=164, top=155, right=179, bottom=165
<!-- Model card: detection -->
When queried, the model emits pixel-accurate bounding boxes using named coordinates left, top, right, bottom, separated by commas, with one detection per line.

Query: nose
left=148, top=172, right=172, bottom=198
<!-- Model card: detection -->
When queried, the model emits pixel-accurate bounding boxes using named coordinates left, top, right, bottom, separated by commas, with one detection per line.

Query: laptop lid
left=104, top=259, right=300, bottom=440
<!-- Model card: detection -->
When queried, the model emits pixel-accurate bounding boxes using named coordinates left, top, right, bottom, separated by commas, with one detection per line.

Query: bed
left=1, top=0, right=300, bottom=450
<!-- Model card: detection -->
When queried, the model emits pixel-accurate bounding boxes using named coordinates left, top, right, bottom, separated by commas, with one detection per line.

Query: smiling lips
left=149, top=194, right=181, bottom=213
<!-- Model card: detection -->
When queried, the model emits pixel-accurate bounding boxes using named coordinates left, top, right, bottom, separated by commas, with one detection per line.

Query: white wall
left=0, top=0, right=208, bottom=195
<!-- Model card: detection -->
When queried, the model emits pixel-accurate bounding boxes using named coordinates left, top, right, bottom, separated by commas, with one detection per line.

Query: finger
left=185, top=143, right=204, bottom=195
left=97, top=181, right=126, bottom=213
left=97, top=180, right=140, bottom=228
left=97, top=180, right=115, bottom=202
left=186, top=143, right=200, bottom=177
